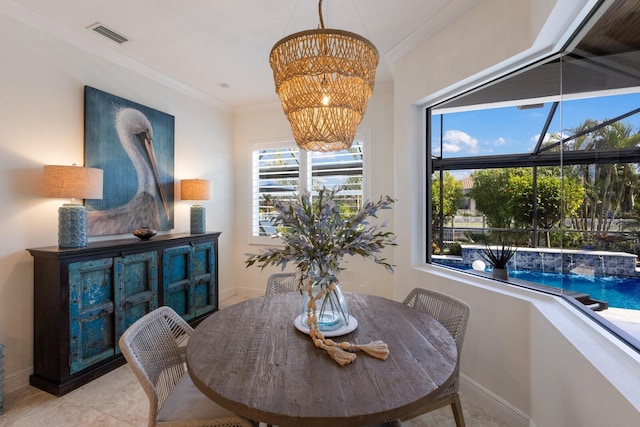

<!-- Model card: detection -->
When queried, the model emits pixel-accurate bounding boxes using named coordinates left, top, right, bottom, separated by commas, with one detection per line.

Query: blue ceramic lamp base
left=58, top=204, right=88, bottom=248
left=190, top=205, right=206, bottom=234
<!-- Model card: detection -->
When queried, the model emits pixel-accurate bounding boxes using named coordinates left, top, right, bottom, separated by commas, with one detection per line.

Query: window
left=427, top=0, right=640, bottom=351
left=251, top=139, right=365, bottom=241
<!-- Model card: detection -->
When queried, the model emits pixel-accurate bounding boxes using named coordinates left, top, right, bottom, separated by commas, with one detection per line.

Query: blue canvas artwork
left=84, top=86, right=175, bottom=236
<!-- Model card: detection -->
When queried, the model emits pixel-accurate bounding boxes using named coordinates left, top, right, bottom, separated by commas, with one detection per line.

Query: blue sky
left=432, top=92, right=640, bottom=160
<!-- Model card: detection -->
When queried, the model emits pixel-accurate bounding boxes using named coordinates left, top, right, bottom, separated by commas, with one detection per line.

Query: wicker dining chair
left=265, top=272, right=298, bottom=296
left=119, top=306, right=256, bottom=427
left=401, top=288, right=470, bottom=427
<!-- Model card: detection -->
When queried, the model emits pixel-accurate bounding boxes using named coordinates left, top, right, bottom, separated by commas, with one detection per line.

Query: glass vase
left=301, top=282, right=349, bottom=332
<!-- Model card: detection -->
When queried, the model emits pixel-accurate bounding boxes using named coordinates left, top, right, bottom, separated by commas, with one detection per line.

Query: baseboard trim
left=460, top=374, right=531, bottom=427
left=4, top=366, right=32, bottom=394
left=218, top=287, right=236, bottom=303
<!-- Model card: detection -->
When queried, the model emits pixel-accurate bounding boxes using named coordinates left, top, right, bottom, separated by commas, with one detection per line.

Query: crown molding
left=1, top=0, right=234, bottom=112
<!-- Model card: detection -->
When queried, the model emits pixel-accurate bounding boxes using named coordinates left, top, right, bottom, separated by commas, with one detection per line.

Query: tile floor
left=1, top=369, right=508, bottom=427
left=0, top=295, right=510, bottom=427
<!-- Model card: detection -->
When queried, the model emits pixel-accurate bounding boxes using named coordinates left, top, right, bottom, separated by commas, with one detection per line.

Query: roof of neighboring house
left=459, top=176, right=474, bottom=191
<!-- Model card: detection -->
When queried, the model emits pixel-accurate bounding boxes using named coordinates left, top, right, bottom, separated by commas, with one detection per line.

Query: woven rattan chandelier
left=269, top=0, right=379, bottom=151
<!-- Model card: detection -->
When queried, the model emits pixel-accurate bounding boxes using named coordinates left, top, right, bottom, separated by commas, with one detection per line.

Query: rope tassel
left=350, top=341, right=389, bottom=360
left=323, top=344, right=358, bottom=366
left=307, top=284, right=390, bottom=365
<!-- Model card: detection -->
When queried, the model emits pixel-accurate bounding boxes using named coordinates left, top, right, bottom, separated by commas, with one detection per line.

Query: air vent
left=87, top=22, right=129, bottom=44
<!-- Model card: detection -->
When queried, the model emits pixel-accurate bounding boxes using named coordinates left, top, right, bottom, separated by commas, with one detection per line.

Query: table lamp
left=44, top=165, right=103, bottom=248
left=180, top=179, right=210, bottom=234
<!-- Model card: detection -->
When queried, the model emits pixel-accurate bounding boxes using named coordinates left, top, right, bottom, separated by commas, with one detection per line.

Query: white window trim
left=248, top=131, right=371, bottom=246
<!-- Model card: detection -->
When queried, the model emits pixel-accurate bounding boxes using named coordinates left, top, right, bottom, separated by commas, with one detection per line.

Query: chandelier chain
left=318, top=0, right=325, bottom=29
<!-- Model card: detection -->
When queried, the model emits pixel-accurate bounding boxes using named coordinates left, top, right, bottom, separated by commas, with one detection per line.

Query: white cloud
left=532, top=132, right=569, bottom=144
left=443, top=130, right=478, bottom=153
left=495, top=136, right=506, bottom=145
left=532, top=133, right=550, bottom=144
left=443, top=142, right=461, bottom=153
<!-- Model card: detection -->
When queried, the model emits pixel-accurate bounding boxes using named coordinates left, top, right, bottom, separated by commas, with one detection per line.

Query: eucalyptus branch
left=245, top=187, right=397, bottom=291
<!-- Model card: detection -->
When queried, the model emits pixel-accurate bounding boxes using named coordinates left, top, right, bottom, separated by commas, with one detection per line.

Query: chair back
left=265, top=272, right=298, bottom=296
left=119, top=306, right=193, bottom=426
left=403, top=288, right=470, bottom=394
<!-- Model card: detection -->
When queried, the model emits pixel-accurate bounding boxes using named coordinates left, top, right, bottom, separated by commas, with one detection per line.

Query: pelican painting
left=84, top=87, right=174, bottom=236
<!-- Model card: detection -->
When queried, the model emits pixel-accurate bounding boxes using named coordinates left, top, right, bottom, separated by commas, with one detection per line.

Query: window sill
left=418, top=262, right=640, bottom=355
left=248, top=235, right=284, bottom=247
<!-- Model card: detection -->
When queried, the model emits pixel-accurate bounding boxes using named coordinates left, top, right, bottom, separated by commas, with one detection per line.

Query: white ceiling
left=5, top=0, right=481, bottom=109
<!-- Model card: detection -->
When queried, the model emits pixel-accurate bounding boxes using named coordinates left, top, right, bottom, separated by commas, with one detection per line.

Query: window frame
left=248, top=133, right=370, bottom=246
left=422, top=0, right=640, bottom=354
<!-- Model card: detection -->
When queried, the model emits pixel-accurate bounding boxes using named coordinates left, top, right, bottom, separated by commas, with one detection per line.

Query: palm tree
left=566, top=120, right=640, bottom=233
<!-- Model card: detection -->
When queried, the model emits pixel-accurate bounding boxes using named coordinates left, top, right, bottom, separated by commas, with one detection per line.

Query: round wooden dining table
left=187, top=292, right=457, bottom=427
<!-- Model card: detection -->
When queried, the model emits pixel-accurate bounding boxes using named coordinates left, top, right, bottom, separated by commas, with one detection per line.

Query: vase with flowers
left=245, top=187, right=396, bottom=365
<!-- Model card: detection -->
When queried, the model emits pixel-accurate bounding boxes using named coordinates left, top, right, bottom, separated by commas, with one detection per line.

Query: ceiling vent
left=87, top=22, right=129, bottom=44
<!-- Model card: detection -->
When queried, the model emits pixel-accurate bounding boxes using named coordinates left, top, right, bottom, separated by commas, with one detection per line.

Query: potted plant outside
left=480, top=241, right=516, bottom=280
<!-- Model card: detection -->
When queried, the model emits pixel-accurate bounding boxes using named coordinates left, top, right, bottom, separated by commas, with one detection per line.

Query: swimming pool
left=508, top=270, right=640, bottom=310
left=439, top=259, right=640, bottom=310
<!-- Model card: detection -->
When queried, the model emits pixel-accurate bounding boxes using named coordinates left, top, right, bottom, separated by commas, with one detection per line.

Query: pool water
left=508, top=270, right=640, bottom=310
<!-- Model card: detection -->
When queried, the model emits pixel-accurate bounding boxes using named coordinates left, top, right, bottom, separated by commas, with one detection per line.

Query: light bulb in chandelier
left=321, top=75, right=331, bottom=106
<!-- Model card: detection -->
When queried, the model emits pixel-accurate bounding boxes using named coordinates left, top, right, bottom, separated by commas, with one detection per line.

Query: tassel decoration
left=350, top=341, right=389, bottom=360
left=306, top=283, right=390, bottom=366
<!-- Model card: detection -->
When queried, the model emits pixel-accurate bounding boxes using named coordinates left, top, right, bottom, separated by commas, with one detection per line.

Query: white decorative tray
left=294, top=314, right=358, bottom=337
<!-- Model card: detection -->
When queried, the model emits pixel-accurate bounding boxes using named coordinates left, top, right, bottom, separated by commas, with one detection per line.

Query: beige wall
left=0, top=11, right=236, bottom=392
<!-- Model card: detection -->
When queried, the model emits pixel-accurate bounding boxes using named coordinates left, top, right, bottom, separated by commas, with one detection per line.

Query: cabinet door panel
left=163, top=246, right=195, bottom=320
left=69, top=259, right=115, bottom=374
left=193, top=242, right=216, bottom=316
left=115, top=252, right=159, bottom=348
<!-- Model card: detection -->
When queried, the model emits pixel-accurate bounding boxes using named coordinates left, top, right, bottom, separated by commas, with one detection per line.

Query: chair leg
left=451, top=392, right=466, bottom=427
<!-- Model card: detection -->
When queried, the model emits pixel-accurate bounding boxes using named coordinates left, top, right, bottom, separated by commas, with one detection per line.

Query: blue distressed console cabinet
left=27, top=232, right=220, bottom=396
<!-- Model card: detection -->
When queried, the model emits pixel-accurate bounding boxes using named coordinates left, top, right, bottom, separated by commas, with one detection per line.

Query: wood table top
left=187, top=292, right=457, bottom=427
